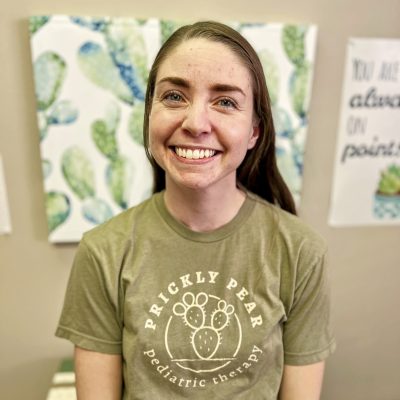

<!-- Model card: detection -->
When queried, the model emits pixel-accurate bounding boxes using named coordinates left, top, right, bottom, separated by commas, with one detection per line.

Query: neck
left=164, top=179, right=246, bottom=232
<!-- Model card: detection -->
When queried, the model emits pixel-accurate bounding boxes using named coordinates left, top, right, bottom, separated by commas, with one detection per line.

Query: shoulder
left=80, top=194, right=158, bottom=254
left=247, top=192, right=327, bottom=261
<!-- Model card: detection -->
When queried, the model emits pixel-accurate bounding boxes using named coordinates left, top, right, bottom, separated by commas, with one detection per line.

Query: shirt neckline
left=153, top=191, right=255, bottom=243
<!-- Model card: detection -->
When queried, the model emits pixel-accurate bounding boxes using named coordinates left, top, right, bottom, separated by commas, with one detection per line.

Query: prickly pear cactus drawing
left=30, top=16, right=51, bottom=35
left=61, top=146, right=113, bottom=224
left=279, top=25, right=313, bottom=198
left=45, top=191, right=71, bottom=233
left=374, top=164, right=400, bottom=219
left=173, top=292, right=235, bottom=360
left=33, top=51, right=78, bottom=141
left=237, top=23, right=316, bottom=203
left=75, top=18, right=148, bottom=106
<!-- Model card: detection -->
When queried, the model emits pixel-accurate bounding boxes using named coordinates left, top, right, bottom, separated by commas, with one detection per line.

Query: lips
left=174, top=147, right=217, bottom=160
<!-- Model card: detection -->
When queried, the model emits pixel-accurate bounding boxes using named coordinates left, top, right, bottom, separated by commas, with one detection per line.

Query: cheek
left=148, top=114, right=163, bottom=146
left=149, top=109, right=177, bottom=140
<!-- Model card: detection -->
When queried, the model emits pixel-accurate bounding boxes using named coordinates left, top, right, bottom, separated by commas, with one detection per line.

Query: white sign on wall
left=0, top=155, right=12, bottom=235
left=329, top=38, right=400, bottom=226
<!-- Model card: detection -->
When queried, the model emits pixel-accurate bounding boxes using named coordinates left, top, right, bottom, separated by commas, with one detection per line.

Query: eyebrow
left=157, top=76, right=190, bottom=88
left=156, top=76, right=246, bottom=97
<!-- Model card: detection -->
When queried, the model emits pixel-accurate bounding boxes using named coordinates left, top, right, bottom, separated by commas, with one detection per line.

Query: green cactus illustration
left=103, top=101, right=121, bottom=133
left=128, top=101, right=145, bottom=145
left=82, top=197, right=113, bottom=224
left=258, top=49, right=280, bottom=106
left=62, top=147, right=95, bottom=200
left=378, top=164, right=400, bottom=195
left=42, top=159, right=52, bottom=179
left=282, top=25, right=307, bottom=67
left=46, top=191, right=71, bottom=233
left=106, top=23, right=149, bottom=91
left=29, top=16, right=50, bottom=35
left=78, top=42, right=134, bottom=105
left=34, top=52, right=66, bottom=111
left=106, top=156, right=132, bottom=209
left=91, top=120, right=119, bottom=160
left=374, top=164, right=400, bottom=219
left=282, top=25, right=311, bottom=121
left=70, top=16, right=108, bottom=32
left=76, top=18, right=149, bottom=105
left=289, top=64, right=310, bottom=119
left=388, top=164, right=400, bottom=179
left=89, top=102, right=135, bottom=211
left=277, top=147, right=302, bottom=194
left=47, top=100, right=78, bottom=125
left=91, top=101, right=120, bottom=159
left=272, top=106, right=293, bottom=138
left=34, top=51, right=78, bottom=141
left=61, top=146, right=115, bottom=224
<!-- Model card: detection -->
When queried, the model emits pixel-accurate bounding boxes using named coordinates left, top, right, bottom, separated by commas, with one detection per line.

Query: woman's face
left=148, top=38, right=259, bottom=193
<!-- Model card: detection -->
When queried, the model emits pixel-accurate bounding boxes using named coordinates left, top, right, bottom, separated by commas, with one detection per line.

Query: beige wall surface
left=1, top=0, right=399, bottom=399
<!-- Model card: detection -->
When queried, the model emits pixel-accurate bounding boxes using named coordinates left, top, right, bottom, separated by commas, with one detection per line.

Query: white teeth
left=175, top=147, right=216, bottom=160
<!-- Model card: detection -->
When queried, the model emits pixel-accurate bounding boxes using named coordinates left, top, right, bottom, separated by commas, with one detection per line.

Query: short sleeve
left=55, top=238, right=122, bottom=354
left=283, top=249, right=336, bottom=365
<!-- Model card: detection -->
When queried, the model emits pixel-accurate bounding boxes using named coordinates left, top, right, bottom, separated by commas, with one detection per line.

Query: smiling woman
left=56, top=21, right=335, bottom=400
left=148, top=38, right=259, bottom=210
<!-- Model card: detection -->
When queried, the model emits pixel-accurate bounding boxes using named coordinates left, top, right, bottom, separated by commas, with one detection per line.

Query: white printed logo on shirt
left=167, top=292, right=241, bottom=373
left=143, top=270, right=265, bottom=388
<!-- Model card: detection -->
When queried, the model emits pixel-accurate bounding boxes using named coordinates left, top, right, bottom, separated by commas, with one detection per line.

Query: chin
left=176, top=179, right=212, bottom=191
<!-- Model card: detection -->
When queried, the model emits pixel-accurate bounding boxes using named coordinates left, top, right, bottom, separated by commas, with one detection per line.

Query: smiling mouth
left=174, top=147, right=217, bottom=160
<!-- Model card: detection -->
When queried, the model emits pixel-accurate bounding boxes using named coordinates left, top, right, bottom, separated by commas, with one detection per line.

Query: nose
left=181, top=102, right=212, bottom=136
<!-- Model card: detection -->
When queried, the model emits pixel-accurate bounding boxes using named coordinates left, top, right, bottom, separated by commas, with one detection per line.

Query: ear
left=247, top=121, right=260, bottom=150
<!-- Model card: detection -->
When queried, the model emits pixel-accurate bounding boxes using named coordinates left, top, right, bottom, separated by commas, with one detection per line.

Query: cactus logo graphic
left=165, top=292, right=242, bottom=373
left=374, top=164, right=400, bottom=219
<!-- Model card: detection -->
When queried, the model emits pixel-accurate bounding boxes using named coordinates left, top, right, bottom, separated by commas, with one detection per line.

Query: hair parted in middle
left=143, top=20, right=296, bottom=215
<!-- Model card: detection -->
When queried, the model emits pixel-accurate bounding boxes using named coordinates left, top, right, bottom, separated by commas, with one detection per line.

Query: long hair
left=143, top=21, right=296, bottom=215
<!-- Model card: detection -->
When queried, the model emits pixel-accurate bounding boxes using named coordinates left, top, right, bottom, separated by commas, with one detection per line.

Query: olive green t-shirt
left=56, top=191, right=335, bottom=399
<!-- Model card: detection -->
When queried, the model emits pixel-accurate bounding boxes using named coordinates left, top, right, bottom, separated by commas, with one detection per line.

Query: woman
left=56, top=21, right=335, bottom=399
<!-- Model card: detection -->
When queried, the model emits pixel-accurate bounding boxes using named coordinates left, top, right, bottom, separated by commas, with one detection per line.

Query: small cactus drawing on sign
left=374, top=164, right=400, bottom=219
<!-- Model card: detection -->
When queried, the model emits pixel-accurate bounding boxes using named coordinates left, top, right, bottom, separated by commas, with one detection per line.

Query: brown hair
left=143, top=21, right=296, bottom=215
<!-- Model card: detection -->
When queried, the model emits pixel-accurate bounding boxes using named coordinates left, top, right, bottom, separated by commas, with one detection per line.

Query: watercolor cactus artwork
left=29, top=15, right=317, bottom=242
left=374, top=164, right=400, bottom=219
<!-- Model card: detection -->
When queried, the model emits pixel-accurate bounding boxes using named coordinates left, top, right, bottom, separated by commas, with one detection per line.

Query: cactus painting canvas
left=29, top=15, right=317, bottom=242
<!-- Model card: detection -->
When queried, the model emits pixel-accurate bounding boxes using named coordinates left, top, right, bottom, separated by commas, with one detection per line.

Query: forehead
left=156, top=38, right=253, bottom=88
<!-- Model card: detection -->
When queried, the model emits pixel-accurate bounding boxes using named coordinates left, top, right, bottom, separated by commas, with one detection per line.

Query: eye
left=163, top=91, right=184, bottom=103
left=217, top=97, right=237, bottom=109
